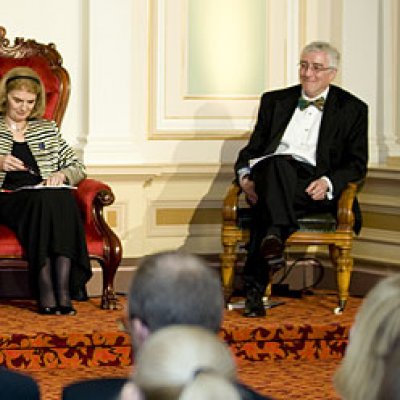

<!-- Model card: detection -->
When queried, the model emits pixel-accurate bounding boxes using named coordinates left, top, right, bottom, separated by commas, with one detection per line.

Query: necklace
left=6, top=119, right=27, bottom=134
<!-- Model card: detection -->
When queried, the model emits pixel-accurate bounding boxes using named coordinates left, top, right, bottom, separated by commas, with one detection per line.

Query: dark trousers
left=244, top=155, right=335, bottom=291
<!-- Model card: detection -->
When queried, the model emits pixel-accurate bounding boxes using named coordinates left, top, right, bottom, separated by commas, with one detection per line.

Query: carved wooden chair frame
left=221, top=180, right=358, bottom=314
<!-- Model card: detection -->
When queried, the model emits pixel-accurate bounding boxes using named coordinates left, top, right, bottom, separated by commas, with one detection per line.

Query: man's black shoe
left=71, top=286, right=89, bottom=301
left=243, top=288, right=266, bottom=318
left=260, top=234, right=284, bottom=260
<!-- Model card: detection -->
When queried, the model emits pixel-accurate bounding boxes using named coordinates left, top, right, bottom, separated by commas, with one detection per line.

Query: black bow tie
left=298, top=97, right=325, bottom=111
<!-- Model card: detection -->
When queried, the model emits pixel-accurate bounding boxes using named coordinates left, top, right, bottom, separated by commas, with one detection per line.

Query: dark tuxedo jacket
left=62, top=377, right=272, bottom=400
left=235, top=84, right=368, bottom=199
left=235, top=84, right=368, bottom=233
left=0, top=368, right=40, bottom=399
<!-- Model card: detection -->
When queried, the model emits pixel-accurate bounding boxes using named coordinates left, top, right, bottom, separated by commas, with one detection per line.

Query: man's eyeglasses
left=298, top=61, right=335, bottom=73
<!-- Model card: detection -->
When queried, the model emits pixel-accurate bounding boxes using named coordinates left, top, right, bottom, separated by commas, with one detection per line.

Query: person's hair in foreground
left=376, top=336, right=400, bottom=399
left=334, top=274, right=400, bottom=400
left=128, top=250, right=223, bottom=333
left=126, top=325, right=241, bottom=400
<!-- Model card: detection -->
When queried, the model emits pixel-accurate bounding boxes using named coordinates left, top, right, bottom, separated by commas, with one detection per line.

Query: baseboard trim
left=0, top=253, right=395, bottom=299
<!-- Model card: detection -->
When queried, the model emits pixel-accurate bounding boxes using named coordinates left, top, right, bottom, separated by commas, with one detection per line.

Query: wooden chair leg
left=329, top=244, right=339, bottom=267
left=220, top=239, right=238, bottom=303
left=264, top=282, right=272, bottom=298
left=98, top=257, right=120, bottom=310
left=330, top=244, right=353, bottom=314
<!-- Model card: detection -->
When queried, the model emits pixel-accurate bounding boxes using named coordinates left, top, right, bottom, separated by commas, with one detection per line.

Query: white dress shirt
left=275, top=87, right=329, bottom=166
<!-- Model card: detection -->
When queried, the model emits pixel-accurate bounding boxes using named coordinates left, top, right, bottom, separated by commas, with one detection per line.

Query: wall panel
left=148, top=0, right=291, bottom=139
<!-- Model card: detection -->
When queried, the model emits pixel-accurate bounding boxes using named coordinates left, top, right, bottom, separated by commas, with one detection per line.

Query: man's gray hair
left=128, top=251, right=224, bottom=333
left=301, top=41, right=341, bottom=69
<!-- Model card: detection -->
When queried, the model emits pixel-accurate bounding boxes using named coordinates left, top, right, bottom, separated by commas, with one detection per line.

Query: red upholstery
left=73, top=179, right=115, bottom=256
left=0, top=225, right=24, bottom=256
left=0, top=26, right=122, bottom=309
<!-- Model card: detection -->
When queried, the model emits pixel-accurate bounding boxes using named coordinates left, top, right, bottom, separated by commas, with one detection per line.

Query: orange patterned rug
left=0, top=291, right=361, bottom=399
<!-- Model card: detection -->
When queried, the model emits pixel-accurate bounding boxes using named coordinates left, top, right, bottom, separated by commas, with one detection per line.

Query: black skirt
left=0, top=188, right=92, bottom=296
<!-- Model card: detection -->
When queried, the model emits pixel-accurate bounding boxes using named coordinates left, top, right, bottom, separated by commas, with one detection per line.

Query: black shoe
left=260, top=234, right=284, bottom=260
left=243, top=288, right=266, bottom=318
left=71, top=287, right=88, bottom=301
left=59, top=306, right=77, bottom=316
left=38, top=306, right=60, bottom=315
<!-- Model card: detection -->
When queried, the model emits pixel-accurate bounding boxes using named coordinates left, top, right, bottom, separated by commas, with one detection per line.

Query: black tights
left=38, top=256, right=72, bottom=308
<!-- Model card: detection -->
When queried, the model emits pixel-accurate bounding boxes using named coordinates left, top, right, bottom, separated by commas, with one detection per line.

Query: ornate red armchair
left=0, top=26, right=122, bottom=309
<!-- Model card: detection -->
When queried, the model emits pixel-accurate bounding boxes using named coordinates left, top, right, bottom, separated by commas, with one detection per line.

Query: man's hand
left=239, top=176, right=258, bottom=205
left=305, top=178, right=329, bottom=201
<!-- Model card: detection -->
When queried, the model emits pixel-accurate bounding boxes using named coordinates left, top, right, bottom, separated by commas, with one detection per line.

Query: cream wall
left=2, top=0, right=400, bottom=292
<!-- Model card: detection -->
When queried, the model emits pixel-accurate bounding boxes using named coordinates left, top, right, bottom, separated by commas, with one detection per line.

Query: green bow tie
left=298, top=97, right=325, bottom=111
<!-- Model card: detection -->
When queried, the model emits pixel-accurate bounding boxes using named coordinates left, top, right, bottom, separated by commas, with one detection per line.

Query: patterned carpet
left=0, top=291, right=361, bottom=399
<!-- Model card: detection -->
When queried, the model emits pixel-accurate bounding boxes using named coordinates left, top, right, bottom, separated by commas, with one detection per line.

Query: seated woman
left=0, top=66, right=92, bottom=315
left=119, top=325, right=241, bottom=400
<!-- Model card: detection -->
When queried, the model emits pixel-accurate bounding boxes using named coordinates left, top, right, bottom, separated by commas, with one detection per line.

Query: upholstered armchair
left=221, top=179, right=359, bottom=314
left=0, top=26, right=122, bottom=309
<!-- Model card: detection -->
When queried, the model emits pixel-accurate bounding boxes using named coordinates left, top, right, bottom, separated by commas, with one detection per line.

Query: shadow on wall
left=175, top=103, right=247, bottom=256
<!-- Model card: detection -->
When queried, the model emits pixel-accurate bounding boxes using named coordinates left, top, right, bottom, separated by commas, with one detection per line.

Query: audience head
left=334, top=274, right=400, bottom=400
left=128, top=251, right=224, bottom=350
left=131, top=325, right=240, bottom=400
left=376, top=337, right=400, bottom=399
left=0, top=66, right=46, bottom=118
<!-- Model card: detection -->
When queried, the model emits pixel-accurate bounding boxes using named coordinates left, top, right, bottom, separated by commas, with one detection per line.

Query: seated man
left=63, top=251, right=271, bottom=400
left=235, top=41, right=368, bottom=317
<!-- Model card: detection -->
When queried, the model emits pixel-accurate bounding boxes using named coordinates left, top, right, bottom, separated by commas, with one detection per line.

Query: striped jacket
left=0, top=116, right=86, bottom=187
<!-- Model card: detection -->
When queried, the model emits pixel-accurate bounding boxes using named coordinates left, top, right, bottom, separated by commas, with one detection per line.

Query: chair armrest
left=222, top=182, right=242, bottom=223
left=75, top=178, right=122, bottom=310
left=74, top=178, right=115, bottom=227
left=336, top=182, right=358, bottom=231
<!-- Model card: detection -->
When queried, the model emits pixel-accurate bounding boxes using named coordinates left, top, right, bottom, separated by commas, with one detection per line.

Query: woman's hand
left=44, top=171, right=66, bottom=186
left=0, top=154, right=26, bottom=172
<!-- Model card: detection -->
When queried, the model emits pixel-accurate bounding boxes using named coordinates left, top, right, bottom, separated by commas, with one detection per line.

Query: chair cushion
left=0, top=225, right=24, bottom=256
left=237, top=208, right=337, bottom=232
left=297, top=213, right=337, bottom=232
left=0, top=56, right=60, bottom=120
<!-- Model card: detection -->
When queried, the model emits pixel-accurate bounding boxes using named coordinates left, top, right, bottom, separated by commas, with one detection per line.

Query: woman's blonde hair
left=134, top=325, right=240, bottom=400
left=0, top=66, right=46, bottom=118
left=334, top=274, right=400, bottom=400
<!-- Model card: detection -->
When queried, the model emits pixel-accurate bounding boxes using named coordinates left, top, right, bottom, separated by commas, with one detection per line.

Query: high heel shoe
left=58, top=306, right=77, bottom=316
left=38, top=306, right=61, bottom=315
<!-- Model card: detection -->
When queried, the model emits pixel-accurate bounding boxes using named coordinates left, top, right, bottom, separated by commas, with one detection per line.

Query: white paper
left=13, top=183, right=76, bottom=192
left=249, top=153, right=276, bottom=168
